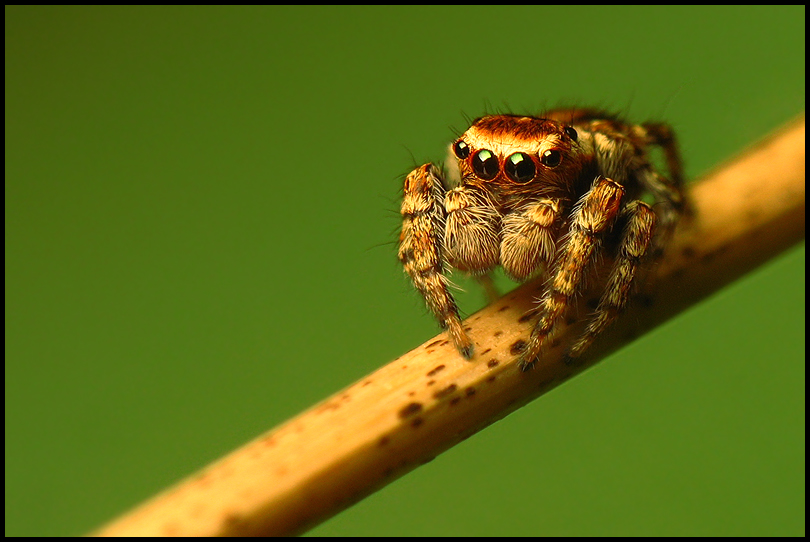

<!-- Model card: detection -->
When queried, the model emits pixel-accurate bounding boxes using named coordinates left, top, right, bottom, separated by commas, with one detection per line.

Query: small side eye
left=504, top=152, right=536, bottom=183
left=472, top=149, right=499, bottom=180
left=540, top=149, right=562, bottom=168
left=452, top=139, right=470, bottom=159
left=564, top=126, right=578, bottom=141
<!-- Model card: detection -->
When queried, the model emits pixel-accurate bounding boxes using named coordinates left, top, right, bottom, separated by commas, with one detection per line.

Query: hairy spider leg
left=399, top=164, right=473, bottom=358
left=519, top=177, right=625, bottom=371
left=567, top=200, right=656, bottom=359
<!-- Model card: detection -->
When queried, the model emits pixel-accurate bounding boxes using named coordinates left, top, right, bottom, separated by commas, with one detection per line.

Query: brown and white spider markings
left=398, top=108, right=687, bottom=371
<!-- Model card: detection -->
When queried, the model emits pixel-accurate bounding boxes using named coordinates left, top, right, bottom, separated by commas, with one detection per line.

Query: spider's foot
left=450, top=328, right=475, bottom=360
left=458, top=342, right=474, bottom=360
left=562, top=353, right=575, bottom=365
left=441, top=314, right=474, bottom=359
left=566, top=334, right=594, bottom=363
left=518, top=356, right=537, bottom=372
left=517, top=337, right=543, bottom=371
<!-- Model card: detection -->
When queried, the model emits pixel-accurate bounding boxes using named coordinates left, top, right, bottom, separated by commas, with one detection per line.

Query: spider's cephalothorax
left=398, top=108, right=686, bottom=370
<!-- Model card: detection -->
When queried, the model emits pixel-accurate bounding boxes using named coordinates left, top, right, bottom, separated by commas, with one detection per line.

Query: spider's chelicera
left=398, top=108, right=687, bottom=370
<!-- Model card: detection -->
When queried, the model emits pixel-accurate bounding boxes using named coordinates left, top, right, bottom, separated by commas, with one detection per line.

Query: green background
left=5, top=6, right=805, bottom=536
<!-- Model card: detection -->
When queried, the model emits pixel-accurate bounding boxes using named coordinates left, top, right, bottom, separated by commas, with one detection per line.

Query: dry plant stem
left=94, top=115, right=805, bottom=537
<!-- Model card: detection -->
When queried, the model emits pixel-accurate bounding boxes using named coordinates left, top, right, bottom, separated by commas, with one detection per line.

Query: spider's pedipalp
left=443, top=186, right=500, bottom=274
left=500, top=199, right=561, bottom=282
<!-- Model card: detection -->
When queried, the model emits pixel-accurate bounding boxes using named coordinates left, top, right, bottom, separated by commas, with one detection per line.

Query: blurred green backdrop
left=5, top=6, right=805, bottom=537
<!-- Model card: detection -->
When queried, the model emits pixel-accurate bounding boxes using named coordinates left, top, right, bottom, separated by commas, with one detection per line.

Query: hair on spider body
left=398, top=108, right=686, bottom=370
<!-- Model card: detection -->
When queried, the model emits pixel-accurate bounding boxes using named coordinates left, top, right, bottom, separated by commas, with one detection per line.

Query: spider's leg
left=399, top=164, right=473, bottom=358
left=640, top=122, right=686, bottom=192
left=500, top=199, right=562, bottom=283
left=520, top=177, right=625, bottom=371
left=567, top=200, right=656, bottom=359
left=639, top=167, right=683, bottom=262
left=637, top=122, right=689, bottom=256
left=474, top=273, right=501, bottom=304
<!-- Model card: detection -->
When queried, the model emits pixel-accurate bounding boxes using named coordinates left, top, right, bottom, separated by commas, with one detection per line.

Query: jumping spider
left=398, top=108, right=686, bottom=370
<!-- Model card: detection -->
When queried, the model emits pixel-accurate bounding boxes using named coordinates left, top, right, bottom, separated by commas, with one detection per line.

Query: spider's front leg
left=519, top=177, right=625, bottom=371
left=398, top=164, right=473, bottom=358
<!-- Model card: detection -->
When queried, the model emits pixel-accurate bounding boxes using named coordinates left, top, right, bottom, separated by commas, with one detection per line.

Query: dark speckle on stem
left=398, top=402, right=423, bottom=419
left=426, top=365, right=445, bottom=377
left=433, top=384, right=457, bottom=400
left=510, top=340, right=526, bottom=355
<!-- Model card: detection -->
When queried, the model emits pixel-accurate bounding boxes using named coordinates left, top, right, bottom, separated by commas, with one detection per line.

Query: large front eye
left=452, top=139, right=470, bottom=159
left=504, top=152, right=536, bottom=183
left=472, top=149, right=499, bottom=180
left=540, top=149, right=562, bottom=167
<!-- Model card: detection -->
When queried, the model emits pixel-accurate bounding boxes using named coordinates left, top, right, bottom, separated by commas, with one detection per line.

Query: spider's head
left=446, top=114, right=585, bottom=194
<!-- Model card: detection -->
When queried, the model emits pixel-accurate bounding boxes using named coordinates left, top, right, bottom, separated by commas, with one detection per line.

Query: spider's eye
left=452, top=139, right=470, bottom=159
left=504, top=152, right=536, bottom=183
left=540, top=149, right=562, bottom=168
left=564, top=126, right=578, bottom=141
left=472, top=149, right=499, bottom=180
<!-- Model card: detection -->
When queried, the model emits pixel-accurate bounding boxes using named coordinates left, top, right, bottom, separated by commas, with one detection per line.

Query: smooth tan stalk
left=94, top=115, right=805, bottom=537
